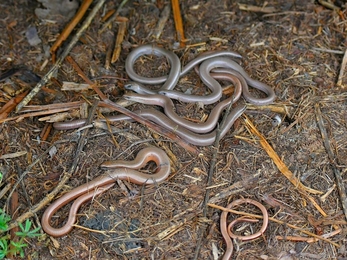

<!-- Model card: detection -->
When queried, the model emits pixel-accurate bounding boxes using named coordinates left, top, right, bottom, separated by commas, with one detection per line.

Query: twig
left=66, top=55, right=107, bottom=100
left=15, top=0, right=106, bottom=112
left=105, top=32, right=113, bottom=69
left=317, top=0, right=340, bottom=11
left=19, top=101, right=84, bottom=113
left=0, top=107, right=81, bottom=124
left=311, top=47, right=344, bottom=55
left=276, top=228, right=341, bottom=243
left=152, top=5, right=171, bottom=39
left=0, top=91, right=29, bottom=120
left=40, top=123, right=53, bottom=142
left=171, top=0, right=186, bottom=47
left=50, top=0, right=93, bottom=62
left=237, top=3, right=277, bottom=13
left=99, top=0, right=129, bottom=34
left=111, top=17, right=128, bottom=63
left=208, top=171, right=261, bottom=204
left=315, top=104, right=347, bottom=221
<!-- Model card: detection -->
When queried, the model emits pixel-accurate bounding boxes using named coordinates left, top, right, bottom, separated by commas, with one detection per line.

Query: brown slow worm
left=220, top=199, right=269, bottom=260
left=123, top=71, right=243, bottom=133
left=41, top=147, right=170, bottom=237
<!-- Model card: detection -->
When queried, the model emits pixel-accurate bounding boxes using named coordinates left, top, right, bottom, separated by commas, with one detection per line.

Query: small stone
left=26, top=26, right=42, bottom=46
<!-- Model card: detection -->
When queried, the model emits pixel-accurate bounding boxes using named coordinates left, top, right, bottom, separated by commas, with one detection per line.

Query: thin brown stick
left=276, top=228, right=342, bottom=243
left=40, top=123, right=53, bottom=142
left=66, top=55, right=107, bottom=100
left=19, top=101, right=84, bottom=113
left=0, top=107, right=81, bottom=124
left=104, top=34, right=113, bottom=69
left=111, top=17, right=128, bottom=63
left=99, top=0, right=129, bottom=33
left=315, top=104, right=347, bottom=221
left=153, top=5, right=171, bottom=39
left=208, top=172, right=261, bottom=204
left=0, top=91, right=29, bottom=119
left=171, top=0, right=186, bottom=47
left=50, top=0, right=93, bottom=63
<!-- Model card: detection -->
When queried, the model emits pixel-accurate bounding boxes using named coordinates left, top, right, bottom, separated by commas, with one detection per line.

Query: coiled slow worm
left=123, top=71, right=243, bottom=133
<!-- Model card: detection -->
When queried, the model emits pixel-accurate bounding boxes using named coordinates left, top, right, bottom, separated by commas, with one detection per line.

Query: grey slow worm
left=125, top=44, right=242, bottom=95
left=125, top=44, right=181, bottom=94
left=122, top=71, right=243, bottom=133
left=53, top=70, right=245, bottom=134
left=53, top=105, right=246, bottom=146
left=160, top=57, right=276, bottom=105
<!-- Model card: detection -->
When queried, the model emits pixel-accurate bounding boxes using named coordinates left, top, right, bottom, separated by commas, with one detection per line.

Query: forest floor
left=0, top=0, right=347, bottom=259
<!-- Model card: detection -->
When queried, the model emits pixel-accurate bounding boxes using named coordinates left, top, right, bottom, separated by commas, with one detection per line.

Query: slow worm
left=125, top=44, right=242, bottom=95
left=41, top=147, right=170, bottom=237
left=53, top=105, right=246, bottom=146
left=160, top=57, right=276, bottom=105
left=220, top=199, right=269, bottom=260
left=125, top=44, right=181, bottom=94
left=212, top=66, right=275, bottom=105
left=123, top=71, right=243, bottom=133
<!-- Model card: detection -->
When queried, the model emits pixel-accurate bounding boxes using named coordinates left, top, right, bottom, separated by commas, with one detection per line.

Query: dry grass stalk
left=111, top=17, right=128, bottom=63
left=153, top=5, right=171, bottom=39
left=171, top=0, right=186, bottom=47
left=50, top=0, right=93, bottom=63
left=238, top=3, right=277, bottom=13
left=276, top=228, right=341, bottom=243
left=243, top=115, right=328, bottom=217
